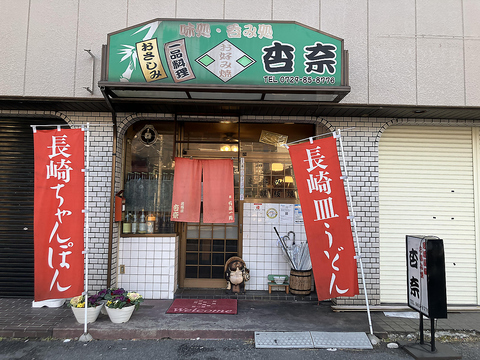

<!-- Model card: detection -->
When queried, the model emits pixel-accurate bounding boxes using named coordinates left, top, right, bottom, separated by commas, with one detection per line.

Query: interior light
left=231, top=145, right=239, bottom=152
left=284, top=176, right=294, bottom=183
left=271, top=163, right=284, bottom=172
left=221, top=145, right=231, bottom=151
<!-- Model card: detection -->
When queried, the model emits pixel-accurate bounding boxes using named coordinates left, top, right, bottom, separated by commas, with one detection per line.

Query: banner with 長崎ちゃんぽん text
left=34, top=129, right=85, bottom=301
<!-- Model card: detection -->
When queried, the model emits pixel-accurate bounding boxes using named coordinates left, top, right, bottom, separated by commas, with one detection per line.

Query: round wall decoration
left=139, top=125, right=158, bottom=146
left=266, top=208, right=278, bottom=219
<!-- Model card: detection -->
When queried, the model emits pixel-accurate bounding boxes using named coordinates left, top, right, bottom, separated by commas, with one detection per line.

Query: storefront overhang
left=1, top=96, right=480, bottom=121
left=99, top=19, right=351, bottom=113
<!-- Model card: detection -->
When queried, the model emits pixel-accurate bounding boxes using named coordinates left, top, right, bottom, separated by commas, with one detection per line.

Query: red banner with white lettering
left=34, top=129, right=85, bottom=301
left=170, top=157, right=203, bottom=222
left=202, top=159, right=235, bottom=223
left=288, top=136, right=359, bottom=301
left=171, top=158, right=234, bottom=223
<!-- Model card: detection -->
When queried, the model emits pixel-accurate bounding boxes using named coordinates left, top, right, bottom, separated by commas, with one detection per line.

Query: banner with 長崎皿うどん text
left=288, top=136, right=359, bottom=301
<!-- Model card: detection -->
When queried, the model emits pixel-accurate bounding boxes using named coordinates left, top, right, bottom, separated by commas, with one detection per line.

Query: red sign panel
left=171, top=158, right=234, bottom=223
left=34, top=129, right=85, bottom=301
left=288, top=136, right=359, bottom=301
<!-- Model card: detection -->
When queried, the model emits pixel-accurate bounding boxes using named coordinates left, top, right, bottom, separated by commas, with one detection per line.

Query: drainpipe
left=101, top=87, right=117, bottom=288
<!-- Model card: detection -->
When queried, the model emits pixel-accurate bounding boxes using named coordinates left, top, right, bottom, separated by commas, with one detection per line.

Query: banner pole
left=334, top=129, right=374, bottom=336
left=80, top=123, right=92, bottom=341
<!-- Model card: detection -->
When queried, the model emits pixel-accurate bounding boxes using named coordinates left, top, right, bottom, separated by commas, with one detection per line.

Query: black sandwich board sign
left=404, top=236, right=459, bottom=358
left=406, top=235, right=447, bottom=319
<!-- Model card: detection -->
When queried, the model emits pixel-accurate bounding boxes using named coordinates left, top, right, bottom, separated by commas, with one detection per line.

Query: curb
left=52, top=327, right=254, bottom=340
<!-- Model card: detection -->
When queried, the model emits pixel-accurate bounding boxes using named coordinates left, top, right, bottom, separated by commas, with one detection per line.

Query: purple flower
left=112, top=288, right=125, bottom=295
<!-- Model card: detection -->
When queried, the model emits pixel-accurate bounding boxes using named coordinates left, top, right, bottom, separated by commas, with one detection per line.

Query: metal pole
left=80, top=123, right=92, bottom=341
left=334, top=129, right=374, bottom=335
left=430, top=317, right=436, bottom=352
left=420, top=313, right=424, bottom=344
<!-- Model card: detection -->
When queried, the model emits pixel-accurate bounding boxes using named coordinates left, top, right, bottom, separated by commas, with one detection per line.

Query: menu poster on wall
left=294, top=204, right=303, bottom=224
left=280, top=204, right=294, bottom=224
left=253, top=203, right=264, bottom=215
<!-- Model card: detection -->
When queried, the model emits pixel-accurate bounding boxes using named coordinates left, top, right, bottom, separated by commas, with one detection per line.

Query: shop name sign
left=406, top=235, right=447, bottom=319
left=106, top=19, right=345, bottom=87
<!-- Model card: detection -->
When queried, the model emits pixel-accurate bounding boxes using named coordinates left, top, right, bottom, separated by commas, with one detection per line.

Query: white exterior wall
left=1, top=1, right=480, bottom=305
left=1, top=1, right=479, bottom=107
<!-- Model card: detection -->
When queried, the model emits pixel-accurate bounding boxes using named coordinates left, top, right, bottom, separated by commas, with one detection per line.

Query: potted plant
left=103, top=288, right=144, bottom=323
left=67, top=294, right=103, bottom=324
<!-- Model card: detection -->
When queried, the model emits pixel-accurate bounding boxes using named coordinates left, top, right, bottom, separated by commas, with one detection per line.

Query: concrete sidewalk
left=1, top=296, right=480, bottom=341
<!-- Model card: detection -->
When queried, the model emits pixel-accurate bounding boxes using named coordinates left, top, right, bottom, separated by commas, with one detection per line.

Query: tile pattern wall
left=3, top=110, right=476, bottom=305
left=242, top=203, right=308, bottom=291
left=117, top=236, right=178, bottom=299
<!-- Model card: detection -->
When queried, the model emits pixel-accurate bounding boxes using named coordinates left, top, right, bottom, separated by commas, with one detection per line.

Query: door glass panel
left=212, top=240, right=224, bottom=252
left=225, top=227, right=237, bottom=239
left=186, top=266, right=197, bottom=278
left=186, top=253, right=198, bottom=265
left=186, top=239, right=198, bottom=251
left=187, top=226, right=198, bottom=238
left=212, top=253, right=224, bottom=265
left=200, top=227, right=212, bottom=239
left=212, top=227, right=225, bottom=239
left=226, top=240, right=237, bottom=252
left=199, top=239, right=212, bottom=251
left=212, top=266, right=224, bottom=278
left=199, top=253, right=211, bottom=265
left=199, top=267, right=211, bottom=278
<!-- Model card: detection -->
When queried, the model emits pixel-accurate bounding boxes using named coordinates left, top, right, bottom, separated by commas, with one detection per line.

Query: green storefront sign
left=106, top=19, right=346, bottom=88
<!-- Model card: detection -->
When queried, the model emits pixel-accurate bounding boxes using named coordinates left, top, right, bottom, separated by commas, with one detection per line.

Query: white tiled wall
left=242, top=202, right=307, bottom=291
left=117, top=236, right=178, bottom=299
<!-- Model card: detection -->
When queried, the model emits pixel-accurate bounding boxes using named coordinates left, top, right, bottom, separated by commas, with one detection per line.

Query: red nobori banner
left=288, top=136, right=359, bottom=301
left=34, top=129, right=85, bottom=301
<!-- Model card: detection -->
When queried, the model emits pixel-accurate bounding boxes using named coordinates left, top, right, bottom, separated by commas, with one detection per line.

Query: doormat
left=166, top=299, right=237, bottom=314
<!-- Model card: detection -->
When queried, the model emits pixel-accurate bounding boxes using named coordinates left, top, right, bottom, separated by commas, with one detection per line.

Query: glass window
left=239, top=123, right=316, bottom=200
left=122, top=121, right=175, bottom=235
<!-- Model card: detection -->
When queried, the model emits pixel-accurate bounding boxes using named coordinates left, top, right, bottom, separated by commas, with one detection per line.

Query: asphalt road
left=1, top=338, right=479, bottom=360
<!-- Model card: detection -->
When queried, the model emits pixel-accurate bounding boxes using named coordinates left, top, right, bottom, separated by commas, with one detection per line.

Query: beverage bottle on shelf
left=122, top=212, right=131, bottom=234
left=154, top=212, right=161, bottom=233
left=147, top=212, right=155, bottom=234
left=131, top=212, right=138, bottom=234
left=138, top=209, right=147, bottom=234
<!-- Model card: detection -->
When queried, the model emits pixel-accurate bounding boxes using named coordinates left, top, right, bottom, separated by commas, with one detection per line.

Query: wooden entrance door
left=177, top=122, right=240, bottom=288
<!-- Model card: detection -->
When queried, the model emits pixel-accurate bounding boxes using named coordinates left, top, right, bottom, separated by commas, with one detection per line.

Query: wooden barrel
left=289, top=269, right=312, bottom=295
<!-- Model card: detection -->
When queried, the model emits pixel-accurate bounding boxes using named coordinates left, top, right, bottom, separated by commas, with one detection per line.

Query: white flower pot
left=105, top=306, right=136, bottom=323
left=71, top=305, right=103, bottom=324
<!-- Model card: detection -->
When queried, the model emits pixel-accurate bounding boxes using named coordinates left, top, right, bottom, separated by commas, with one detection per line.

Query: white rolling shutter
left=379, top=126, right=477, bottom=304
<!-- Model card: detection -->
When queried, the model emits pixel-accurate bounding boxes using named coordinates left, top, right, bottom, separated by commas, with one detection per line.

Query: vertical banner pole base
left=78, top=333, right=93, bottom=342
